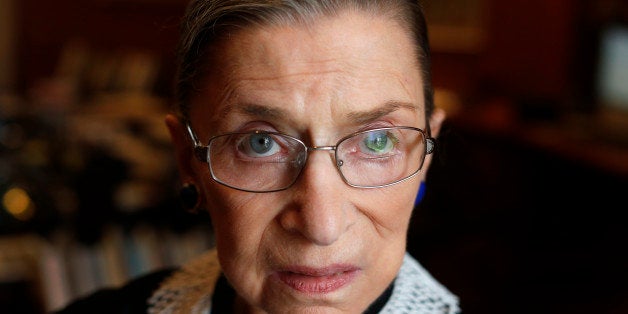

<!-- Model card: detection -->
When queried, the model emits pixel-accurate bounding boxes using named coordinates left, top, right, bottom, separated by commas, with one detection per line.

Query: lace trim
left=147, top=250, right=460, bottom=314
left=380, top=253, right=461, bottom=314
left=147, top=249, right=219, bottom=314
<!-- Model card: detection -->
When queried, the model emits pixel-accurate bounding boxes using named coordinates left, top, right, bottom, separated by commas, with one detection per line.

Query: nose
left=278, top=149, right=354, bottom=246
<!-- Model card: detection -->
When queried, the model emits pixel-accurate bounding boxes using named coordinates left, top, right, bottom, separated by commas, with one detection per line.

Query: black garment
left=55, top=269, right=393, bottom=313
left=53, top=268, right=175, bottom=314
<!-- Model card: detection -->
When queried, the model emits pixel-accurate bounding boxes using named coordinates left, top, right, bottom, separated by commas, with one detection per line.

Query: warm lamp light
left=2, top=187, right=36, bottom=221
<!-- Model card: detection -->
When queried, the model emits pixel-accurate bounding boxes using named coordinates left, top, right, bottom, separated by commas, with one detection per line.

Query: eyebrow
left=215, top=103, right=288, bottom=124
left=240, top=103, right=287, bottom=119
left=217, top=100, right=419, bottom=125
left=346, top=101, right=419, bottom=125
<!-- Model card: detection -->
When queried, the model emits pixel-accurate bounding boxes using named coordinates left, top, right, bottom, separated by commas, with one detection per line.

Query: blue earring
left=414, top=181, right=426, bottom=206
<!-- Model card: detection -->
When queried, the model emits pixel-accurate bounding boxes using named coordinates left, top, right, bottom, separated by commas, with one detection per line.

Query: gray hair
left=174, top=0, right=433, bottom=119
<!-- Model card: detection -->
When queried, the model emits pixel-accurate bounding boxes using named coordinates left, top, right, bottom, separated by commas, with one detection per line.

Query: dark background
left=1, top=0, right=627, bottom=313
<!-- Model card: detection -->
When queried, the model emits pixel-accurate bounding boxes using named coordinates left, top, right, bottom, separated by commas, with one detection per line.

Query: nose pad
left=336, top=158, right=344, bottom=168
left=292, top=150, right=307, bottom=169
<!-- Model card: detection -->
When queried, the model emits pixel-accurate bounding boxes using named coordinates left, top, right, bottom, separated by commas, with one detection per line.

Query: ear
left=428, top=107, right=446, bottom=138
left=418, top=107, right=446, bottom=179
left=165, top=114, right=197, bottom=184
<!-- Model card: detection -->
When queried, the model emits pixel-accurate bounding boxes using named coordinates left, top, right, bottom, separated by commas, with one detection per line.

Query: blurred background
left=0, top=0, right=626, bottom=313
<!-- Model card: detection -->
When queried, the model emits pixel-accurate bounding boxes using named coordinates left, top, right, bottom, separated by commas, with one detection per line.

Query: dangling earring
left=179, top=182, right=200, bottom=213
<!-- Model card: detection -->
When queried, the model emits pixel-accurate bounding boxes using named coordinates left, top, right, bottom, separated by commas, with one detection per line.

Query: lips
left=275, top=265, right=360, bottom=294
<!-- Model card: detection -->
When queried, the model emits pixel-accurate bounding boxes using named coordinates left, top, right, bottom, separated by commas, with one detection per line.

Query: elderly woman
left=57, top=0, right=460, bottom=313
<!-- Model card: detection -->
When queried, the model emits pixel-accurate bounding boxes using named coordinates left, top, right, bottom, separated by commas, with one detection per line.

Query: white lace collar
left=147, top=250, right=460, bottom=314
left=148, top=249, right=219, bottom=314
left=380, top=253, right=460, bottom=314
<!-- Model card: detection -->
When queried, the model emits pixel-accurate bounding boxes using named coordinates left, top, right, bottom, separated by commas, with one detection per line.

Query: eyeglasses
left=185, top=124, right=435, bottom=193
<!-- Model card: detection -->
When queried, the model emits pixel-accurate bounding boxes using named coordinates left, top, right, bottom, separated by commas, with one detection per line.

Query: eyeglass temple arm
left=424, top=114, right=436, bottom=155
left=425, top=137, right=435, bottom=155
left=185, top=122, right=209, bottom=162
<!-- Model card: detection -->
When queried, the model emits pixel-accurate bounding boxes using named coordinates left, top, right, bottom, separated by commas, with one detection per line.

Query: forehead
left=222, top=11, right=417, bottom=69
left=192, top=10, right=424, bottom=130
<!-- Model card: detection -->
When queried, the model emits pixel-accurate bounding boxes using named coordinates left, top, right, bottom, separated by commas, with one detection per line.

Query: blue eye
left=240, top=133, right=280, bottom=157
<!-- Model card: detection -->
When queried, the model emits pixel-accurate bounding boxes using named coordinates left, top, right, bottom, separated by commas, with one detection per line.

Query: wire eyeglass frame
left=185, top=123, right=435, bottom=193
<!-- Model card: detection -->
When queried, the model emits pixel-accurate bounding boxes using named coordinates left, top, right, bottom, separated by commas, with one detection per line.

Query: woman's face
left=171, top=10, right=442, bottom=314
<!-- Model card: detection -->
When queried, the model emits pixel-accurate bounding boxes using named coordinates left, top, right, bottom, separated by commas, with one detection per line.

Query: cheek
left=359, top=183, right=418, bottom=233
left=207, top=188, right=271, bottom=247
left=204, top=187, right=284, bottom=304
left=203, top=185, right=283, bottom=265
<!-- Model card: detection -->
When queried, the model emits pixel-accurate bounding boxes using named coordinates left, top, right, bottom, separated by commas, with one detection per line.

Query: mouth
left=274, top=265, right=360, bottom=294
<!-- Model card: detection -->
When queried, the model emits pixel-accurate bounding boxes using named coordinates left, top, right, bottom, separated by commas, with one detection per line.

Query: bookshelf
left=0, top=224, right=213, bottom=312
